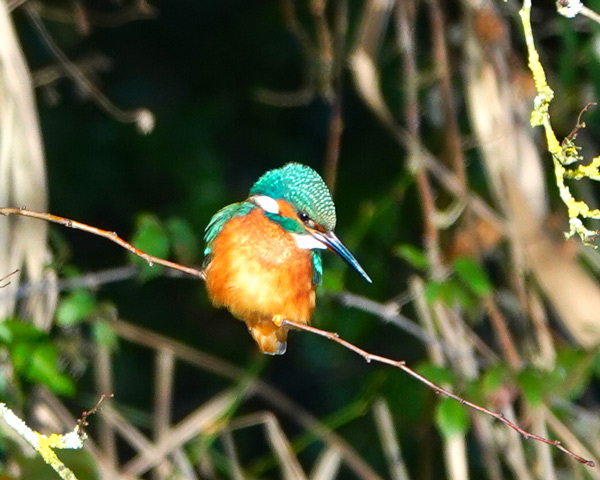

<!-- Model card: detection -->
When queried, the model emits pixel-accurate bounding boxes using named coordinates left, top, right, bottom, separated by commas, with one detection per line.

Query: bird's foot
left=272, top=314, right=285, bottom=327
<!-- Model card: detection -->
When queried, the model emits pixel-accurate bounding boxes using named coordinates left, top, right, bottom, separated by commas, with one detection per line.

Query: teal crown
left=250, top=163, right=337, bottom=232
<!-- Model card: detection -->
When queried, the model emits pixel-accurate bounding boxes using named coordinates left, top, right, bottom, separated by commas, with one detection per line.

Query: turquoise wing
left=203, top=202, right=254, bottom=257
left=311, top=251, right=323, bottom=286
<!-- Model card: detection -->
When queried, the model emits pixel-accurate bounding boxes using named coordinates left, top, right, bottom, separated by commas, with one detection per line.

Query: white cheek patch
left=292, top=233, right=327, bottom=250
left=251, top=195, right=280, bottom=214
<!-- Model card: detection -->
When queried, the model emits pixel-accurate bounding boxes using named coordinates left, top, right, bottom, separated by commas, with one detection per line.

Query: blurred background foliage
left=4, top=0, right=600, bottom=479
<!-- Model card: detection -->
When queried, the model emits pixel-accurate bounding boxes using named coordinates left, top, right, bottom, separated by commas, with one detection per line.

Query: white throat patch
left=251, top=195, right=280, bottom=214
left=292, top=233, right=327, bottom=250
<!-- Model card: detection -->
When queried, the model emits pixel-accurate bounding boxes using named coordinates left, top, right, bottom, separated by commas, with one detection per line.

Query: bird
left=202, top=163, right=371, bottom=355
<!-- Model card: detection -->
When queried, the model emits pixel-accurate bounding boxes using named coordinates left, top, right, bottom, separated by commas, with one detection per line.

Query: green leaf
left=481, top=365, right=509, bottom=397
left=167, top=217, right=199, bottom=264
left=56, top=290, right=96, bottom=326
left=27, top=344, right=76, bottom=396
left=12, top=341, right=75, bottom=396
left=435, top=397, right=471, bottom=437
left=12, top=342, right=36, bottom=372
left=424, top=280, right=443, bottom=303
left=130, top=213, right=171, bottom=280
left=417, top=363, right=456, bottom=385
left=518, top=368, right=547, bottom=406
left=2, top=321, right=76, bottom=395
left=424, top=279, right=475, bottom=309
left=444, top=279, right=476, bottom=309
left=395, top=244, right=429, bottom=270
left=453, top=257, right=492, bottom=298
left=1, top=320, right=44, bottom=343
left=0, top=323, right=13, bottom=343
left=592, top=350, right=600, bottom=378
left=553, top=349, right=593, bottom=400
left=93, top=320, right=119, bottom=351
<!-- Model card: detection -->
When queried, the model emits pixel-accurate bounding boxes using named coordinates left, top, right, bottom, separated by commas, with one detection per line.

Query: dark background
left=7, top=0, right=600, bottom=478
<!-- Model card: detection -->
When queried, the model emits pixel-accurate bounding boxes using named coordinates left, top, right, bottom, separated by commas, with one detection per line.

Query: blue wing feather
left=203, top=202, right=254, bottom=260
left=311, top=251, right=323, bottom=286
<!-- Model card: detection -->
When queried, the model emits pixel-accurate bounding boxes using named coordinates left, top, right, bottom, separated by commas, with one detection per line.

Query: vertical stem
left=427, top=0, right=467, bottom=193
left=395, top=0, right=444, bottom=278
left=323, top=0, right=348, bottom=193
left=95, top=344, right=117, bottom=469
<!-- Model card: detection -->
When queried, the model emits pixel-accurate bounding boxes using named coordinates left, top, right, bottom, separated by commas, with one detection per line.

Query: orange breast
left=204, top=208, right=316, bottom=327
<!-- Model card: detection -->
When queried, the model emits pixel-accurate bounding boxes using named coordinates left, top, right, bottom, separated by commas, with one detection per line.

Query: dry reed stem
left=309, top=446, right=343, bottom=480
left=221, top=430, right=246, bottom=480
left=373, top=398, right=410, bottom=480
left=94, top=344, right=117, bottom=469
left=110, top=319, right=383, bottom=480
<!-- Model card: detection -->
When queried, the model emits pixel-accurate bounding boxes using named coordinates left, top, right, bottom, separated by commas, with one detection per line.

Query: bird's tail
left=247, top=318, right=288, bottom=355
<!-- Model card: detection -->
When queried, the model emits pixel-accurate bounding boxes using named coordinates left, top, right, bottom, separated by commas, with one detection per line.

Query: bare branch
left=281, top=319, right=596, bottom=468
left=23, top=3, right=154, bottom=134
left=0, top=208, right=205, bottom=280
left=0, top=269, right=19, bottom=288
left=2, top=206, right=594, bottom=467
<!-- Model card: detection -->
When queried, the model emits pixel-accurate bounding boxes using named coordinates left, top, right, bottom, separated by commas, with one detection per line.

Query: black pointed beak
left=312, top=231, right=372, bottom=283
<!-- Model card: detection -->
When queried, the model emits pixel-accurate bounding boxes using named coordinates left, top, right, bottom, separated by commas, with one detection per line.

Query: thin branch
left=280, top=319, right=596, bottom=467
left=23, top=2, right=154, bottom=134
left=35, top=1, right=157, bottom=28
left=335, top=291, right=465, bottom=358
left=7, top=0, right=28, bottom=11
left=0, top=208, right=205, bottom=280
left=0, top=395, right=110, bottom=480
left=323, top=0, right=348, bottom=193
left=255, top=0, right=315, bottom=107
left=0, top=269, right=19, bottom=288
left=2, top=206, right=594, bottom=467
left=77, top=394, right=113, bottom=430
left=581, top=5, right=600, bottom=24
left=426, top=0, right=467, bottom=193
left=396, top=0, right=445, bottom=279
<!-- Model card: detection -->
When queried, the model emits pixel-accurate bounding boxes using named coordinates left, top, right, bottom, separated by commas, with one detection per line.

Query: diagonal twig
left=0, top=269, right=19, bottom=288
left=23, top=2, right=154, bottom=134
left=280, top=319, right=596, bottom=467
left=1, top=206, right=595, bottom=467
left=0, top=208, right=205, bottom=280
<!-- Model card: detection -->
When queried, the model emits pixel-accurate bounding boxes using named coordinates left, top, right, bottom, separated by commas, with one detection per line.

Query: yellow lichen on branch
left=0, top=403, right=86, bottom=480
left=520, top=0, right=600, bottom=245
left=0, top=395, right=109, bottom=480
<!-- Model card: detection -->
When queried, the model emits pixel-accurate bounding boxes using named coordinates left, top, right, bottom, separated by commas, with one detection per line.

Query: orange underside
left=204, top=206, right=316, bottom=354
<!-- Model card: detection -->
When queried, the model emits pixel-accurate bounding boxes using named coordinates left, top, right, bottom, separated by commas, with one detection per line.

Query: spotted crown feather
left=250, top=163, right=337, bottom=231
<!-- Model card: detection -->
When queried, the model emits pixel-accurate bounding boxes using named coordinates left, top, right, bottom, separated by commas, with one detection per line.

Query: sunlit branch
left=0, top=395, right=111, bottom=480
left=0, top=269, right=19, bottom=288
left=0, top=208, right=205, bottom=280
left=280, top=319, right=595, bottom=467
left=1, top=206, right=595, bottom=467
left=521, top=0, right=600, bottom=246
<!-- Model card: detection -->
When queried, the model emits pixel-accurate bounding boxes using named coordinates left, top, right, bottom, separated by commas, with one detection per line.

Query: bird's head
left=249, top=163, right=371, bottom=283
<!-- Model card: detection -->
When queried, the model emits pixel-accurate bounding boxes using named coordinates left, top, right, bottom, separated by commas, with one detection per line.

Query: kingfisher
left=202, top=163, right=371, bottom=355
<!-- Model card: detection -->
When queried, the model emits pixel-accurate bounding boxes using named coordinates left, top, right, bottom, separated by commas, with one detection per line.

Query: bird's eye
left=298, top=211, right=310, bottom=222
left=298, top=211, right=316, bottom=228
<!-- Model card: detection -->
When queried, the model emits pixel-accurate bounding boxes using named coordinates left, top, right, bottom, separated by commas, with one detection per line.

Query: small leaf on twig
left=436, top=397, right=471, bottom=437
left=130, top=213, right=171, bottom=280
